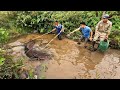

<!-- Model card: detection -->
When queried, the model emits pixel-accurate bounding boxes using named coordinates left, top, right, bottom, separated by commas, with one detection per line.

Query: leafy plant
left=0, top=28, right=9, bottom=44
left=0, top=54, right=24, bottom=79
left=0, top=57, right=5, bottom=66
left=28, top=68, right=34, bottom=79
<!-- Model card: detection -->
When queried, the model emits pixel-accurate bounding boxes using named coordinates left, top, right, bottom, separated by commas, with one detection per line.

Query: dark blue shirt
left=55, top=24, right=63, bottom=34
left=79, top=26, right=92, bottom=38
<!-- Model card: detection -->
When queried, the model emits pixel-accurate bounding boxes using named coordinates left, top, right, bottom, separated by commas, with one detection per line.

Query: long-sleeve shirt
left=95, top=20, right=112, bottom=33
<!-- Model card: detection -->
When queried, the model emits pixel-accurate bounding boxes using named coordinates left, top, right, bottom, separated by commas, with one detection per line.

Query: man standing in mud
left=91, top=14, right=112, bottom=51
left=67, top=22, right=93, bottom=48
left=51, top=21, right=64, bottom=40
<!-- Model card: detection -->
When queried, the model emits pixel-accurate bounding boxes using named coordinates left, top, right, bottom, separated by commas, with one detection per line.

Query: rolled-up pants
left=79, top=35, right=89, bottom=44
left=56, top=31, right=63, bottom=40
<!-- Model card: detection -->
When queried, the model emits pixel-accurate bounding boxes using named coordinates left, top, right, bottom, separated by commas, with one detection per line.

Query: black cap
left=80, top=22, right=86, bottom=25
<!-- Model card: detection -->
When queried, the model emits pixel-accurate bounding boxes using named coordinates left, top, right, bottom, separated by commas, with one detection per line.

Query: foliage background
left=0, top=11, right=120, bottom=45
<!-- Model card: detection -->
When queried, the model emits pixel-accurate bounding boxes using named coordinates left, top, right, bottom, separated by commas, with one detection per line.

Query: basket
left=98, top=40, right=109, bottom=52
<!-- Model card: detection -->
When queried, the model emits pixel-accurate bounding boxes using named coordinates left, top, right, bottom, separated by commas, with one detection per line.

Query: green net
left=98, top=40, right=109, bottom=52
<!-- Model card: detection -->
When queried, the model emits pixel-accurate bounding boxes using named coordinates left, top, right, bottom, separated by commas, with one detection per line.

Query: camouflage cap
left=103, top=14, right=109, bottom=19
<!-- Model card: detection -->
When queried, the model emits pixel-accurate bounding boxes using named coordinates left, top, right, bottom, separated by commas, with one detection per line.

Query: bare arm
left=90, top=30, right=93, bottom=38
left=89, top=29, right=93, bottom=41
left=51, top=28, right=56, bottom=32
left=68, top=27, right=80, bottom=35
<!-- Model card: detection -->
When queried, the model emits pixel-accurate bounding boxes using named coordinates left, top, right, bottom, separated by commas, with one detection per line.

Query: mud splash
left=7, top=33, right=120, bottom=79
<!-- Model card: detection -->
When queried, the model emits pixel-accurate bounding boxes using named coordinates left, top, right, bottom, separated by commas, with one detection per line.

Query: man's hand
left=89, top=37, right=92, bottom=41
left=67, top=34, right=70, bottom=37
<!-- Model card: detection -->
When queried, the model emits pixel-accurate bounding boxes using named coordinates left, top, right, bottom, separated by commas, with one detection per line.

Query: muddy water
left=8, top=33, right=120, bottom=79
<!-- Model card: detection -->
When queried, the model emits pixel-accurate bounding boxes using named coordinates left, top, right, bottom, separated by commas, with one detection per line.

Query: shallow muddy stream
left=6, top=33, right=120, bottom=79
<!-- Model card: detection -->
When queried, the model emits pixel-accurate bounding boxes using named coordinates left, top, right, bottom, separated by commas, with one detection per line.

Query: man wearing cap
left=91, top=14, right=112, bottom=51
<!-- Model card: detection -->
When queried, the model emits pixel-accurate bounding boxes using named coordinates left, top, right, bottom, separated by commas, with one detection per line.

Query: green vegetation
left=0, top=11, right=119, bottom=41
left=0, top=11, right=120, bottom=44
left=0, top=48, right=23, bottom=79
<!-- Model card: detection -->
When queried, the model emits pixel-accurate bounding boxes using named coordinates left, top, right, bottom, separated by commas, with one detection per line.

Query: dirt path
left=7, top=33, right=120, bottom=79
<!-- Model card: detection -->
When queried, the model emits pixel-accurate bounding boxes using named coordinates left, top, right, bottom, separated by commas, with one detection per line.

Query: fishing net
left=25, top=40, right=53, bottom=60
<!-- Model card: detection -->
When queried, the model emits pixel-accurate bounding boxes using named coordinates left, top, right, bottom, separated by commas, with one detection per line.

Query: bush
left=0, top=28, right=9, bottom=44
left=16, top=11, right=54, bottom=33
left=1, top=11, right=120, bottom=45
left=0, top=49, right=23, bottom=79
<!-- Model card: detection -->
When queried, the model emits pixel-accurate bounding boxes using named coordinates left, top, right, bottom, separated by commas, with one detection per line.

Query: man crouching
left=67, top=22, right=93, bottom=48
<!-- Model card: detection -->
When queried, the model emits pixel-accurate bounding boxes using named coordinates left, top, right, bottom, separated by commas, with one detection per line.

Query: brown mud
left=7, top=33, right=120, bottom=79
